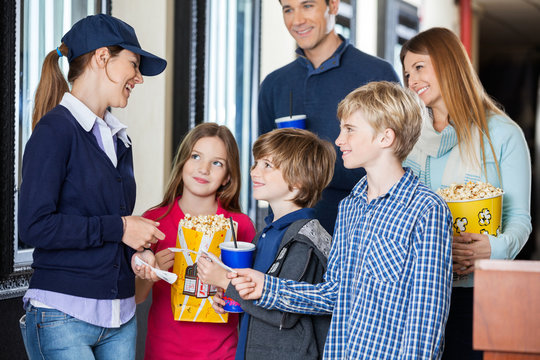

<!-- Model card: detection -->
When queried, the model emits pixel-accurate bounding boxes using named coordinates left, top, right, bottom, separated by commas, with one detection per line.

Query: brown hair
left=399, top=27, right=502, bottom=176
left=252, top=128, right=335, bottom=208
left=279, top=0, right=330, bottom=3
left=154, top=123, right=242, bottom=219
left=337, top=81, right=424, bottom=162
left=32, top=44, right=123, bottom=129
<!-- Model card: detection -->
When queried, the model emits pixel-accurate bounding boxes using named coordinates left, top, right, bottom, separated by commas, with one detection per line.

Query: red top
left=142, top=198, right=256, bottom=360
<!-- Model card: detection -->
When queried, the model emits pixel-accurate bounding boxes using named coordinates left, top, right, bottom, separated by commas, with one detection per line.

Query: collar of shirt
left=350, top=168, right=418, bottom=207
left=263, top=207, right=316, bottom=232
left=60, top=92, right=131, bottom=148
left=296, top=34, right=349, bottom=75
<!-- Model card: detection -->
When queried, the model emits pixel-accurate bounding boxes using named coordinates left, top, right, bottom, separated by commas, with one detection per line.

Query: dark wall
left=0, top=0, right=27, bottom=356
left=479, top=48, right=540, bottom=260
left=135, top=292, right=152, bottom=360
left=0, top=296, right=28, bottom=359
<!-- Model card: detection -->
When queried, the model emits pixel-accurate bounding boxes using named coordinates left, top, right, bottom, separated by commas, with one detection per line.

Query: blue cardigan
left=258, top=38, right=400, bottom=234
left=404, top=114, right=532, bottom=287
left=18, top=105, right=137, bottom=299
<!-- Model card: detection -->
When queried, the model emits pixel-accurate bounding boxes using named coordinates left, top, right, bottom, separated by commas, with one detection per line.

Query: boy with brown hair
left=198, top=128, right=336, bottom=360
left=229, top=81, right=454, bottom=359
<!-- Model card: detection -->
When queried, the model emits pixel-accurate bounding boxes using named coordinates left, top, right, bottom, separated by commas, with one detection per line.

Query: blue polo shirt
left=258, top=36, right=400, bottom=234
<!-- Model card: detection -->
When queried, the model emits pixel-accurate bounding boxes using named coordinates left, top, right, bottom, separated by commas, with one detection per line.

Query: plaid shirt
left=257, top=169, right=453, bottom=359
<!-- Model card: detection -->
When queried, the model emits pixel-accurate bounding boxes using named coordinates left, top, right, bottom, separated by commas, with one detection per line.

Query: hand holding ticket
left=200, top=248, right=237, bottom=273
left=134, top=255, right=178, bottom=284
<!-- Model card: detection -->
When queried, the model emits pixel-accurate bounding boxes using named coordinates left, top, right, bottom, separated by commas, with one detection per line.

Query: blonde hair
left=337, top=81, right=424, bottom=162
left=400, top=27, right=502, bottom=177
left=252, top=128, right=335, bottom=208
left=32, top=44, right=123, bottom=129
left=154, top=123, right=242, bottom=219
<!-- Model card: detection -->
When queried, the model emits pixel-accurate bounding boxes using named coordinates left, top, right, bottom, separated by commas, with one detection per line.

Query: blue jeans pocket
left=23, top=305, right=136, bottom=360
left=38, top=309, right=74, bottom=328
left=37, top=310, right=85, bottom=356
left=19, top=314, right=28, bottom=353
left=21, top=306, right=48, bottom=360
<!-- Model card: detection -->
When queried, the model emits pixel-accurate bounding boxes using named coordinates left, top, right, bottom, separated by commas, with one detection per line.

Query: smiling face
left=250, top=156, right=294, bottom=207
left=281, top=0, right=337, bottom=53
left=335, top=110, right=381, bottom=170
left=182, top=136, right=230, bottom=200
left=402, top=51, right=445, bottom=112
left=104, top=49, right=143, bottom=108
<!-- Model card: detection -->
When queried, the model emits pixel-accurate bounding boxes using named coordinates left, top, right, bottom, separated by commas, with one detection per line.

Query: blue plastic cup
left=275, top=114, right=306, bottom=129
left=219, top=241, right=256, bottom=313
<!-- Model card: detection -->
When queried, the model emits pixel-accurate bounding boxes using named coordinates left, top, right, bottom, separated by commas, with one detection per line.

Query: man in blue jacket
left=258, top=0, right=400, bottom=234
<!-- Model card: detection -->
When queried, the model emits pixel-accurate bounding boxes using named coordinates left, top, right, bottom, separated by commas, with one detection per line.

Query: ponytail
left=32, top=44, right=125, bottom=129
left=32, top=43, right=69, bottom=129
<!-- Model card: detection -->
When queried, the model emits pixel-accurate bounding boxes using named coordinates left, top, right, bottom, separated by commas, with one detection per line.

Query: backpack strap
left=282, top=218, right=311, bottom=245
left=267, top=218, right=312, bottom=276
left=253, top=218, right=311, bottom=248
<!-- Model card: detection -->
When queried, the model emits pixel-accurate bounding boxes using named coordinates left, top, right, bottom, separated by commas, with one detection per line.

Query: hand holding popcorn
left=452, top=232, right=492, bottom=274
left=211, top=289, right=227, bottom=315
left=155, top=248, right=175, bottom=272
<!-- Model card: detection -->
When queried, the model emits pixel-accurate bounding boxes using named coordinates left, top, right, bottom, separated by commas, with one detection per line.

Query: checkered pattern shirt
left=257, top=169, right=453, bottom=359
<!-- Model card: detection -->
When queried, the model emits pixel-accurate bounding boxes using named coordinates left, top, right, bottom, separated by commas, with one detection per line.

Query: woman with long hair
left=401, top=27, right=531, bottom=359
left=18, top=14, right=167, bottom=359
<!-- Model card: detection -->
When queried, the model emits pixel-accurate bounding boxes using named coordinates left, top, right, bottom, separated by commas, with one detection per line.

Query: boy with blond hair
left=229, top=81, right=453, bottom=359
left=198, top=128, right=336, bottom=360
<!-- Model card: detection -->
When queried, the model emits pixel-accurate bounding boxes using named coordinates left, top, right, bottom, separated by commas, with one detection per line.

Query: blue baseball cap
left=61, top=14, right=167, bottom=76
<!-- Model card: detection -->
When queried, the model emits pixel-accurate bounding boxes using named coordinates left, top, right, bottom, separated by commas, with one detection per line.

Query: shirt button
left=117, top=177, right=122, bottom=182
left=120, top=205, right=126, bottom=211
left=262, top=233, right=266, bottom=238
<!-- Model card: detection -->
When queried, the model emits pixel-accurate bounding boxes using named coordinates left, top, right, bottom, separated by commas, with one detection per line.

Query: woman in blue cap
left=18, top=14, right=167, bottom=359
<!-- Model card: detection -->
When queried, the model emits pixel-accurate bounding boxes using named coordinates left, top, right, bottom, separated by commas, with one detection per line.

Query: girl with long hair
left=136, top=122, right=256, bottom=360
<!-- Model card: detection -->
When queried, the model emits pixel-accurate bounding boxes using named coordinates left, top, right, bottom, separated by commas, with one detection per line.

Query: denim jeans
left=19, top=304, right=136, bottom=360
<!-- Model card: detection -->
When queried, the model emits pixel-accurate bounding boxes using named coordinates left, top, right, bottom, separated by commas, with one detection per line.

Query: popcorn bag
left=171, top=214, right=235, bottom=323
left=437, top=182, right=504, bottom=236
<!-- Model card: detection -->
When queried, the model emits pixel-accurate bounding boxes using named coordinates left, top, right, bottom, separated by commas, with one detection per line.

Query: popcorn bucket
left=171, top=215, right=236, bottom=323
left=446, top=194, right=503, bottom=236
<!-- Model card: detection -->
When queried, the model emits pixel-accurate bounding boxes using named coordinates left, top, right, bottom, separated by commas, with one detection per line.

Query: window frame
left=0, top=0, right=110, bottom=299
left=0, top=0, right=28, bottom=299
